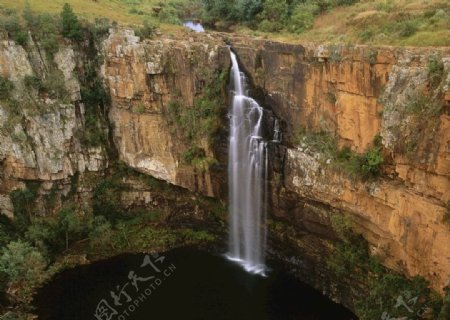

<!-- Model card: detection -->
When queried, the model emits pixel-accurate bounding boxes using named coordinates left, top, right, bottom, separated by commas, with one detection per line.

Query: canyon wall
left=229, top=38, right=450, bottom=294
left=0, top=28, right=449, bottom=307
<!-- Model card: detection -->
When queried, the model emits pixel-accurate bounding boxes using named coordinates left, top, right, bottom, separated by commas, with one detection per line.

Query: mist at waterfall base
left=227, top=51, right=269, bottom=275
left=34, top=248, right=356, bottom=320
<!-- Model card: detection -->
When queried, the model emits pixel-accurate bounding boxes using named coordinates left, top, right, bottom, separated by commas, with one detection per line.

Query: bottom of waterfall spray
left=224, top=254, right=269, bottom=277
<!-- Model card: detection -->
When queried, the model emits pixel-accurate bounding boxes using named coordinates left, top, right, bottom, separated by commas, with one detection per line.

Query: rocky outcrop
left=0, top=37, right=108, bottom=216
left=102, top=30, right=230, bottom=197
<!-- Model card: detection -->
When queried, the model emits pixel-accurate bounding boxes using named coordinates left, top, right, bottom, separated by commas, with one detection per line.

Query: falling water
left=227, top=50, right=268, bottom=275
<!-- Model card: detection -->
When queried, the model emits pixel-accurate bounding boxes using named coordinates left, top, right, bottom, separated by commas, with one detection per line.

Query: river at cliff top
left=34, top=248, right=356, bottom=320
left=183, top=21, right=205, bottom=32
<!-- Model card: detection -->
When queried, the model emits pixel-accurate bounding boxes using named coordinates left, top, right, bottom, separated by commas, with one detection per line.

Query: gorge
left=0, top=22, right=449, bottom=319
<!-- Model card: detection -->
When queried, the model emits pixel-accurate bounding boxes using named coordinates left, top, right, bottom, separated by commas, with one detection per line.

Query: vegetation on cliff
left=294, top=128, right=384, bottom=180
left=328, top=214, right=444, bottom=319
left=0, top=161, right=225, bottom=317
left=166, top=69, right=228, bottom=171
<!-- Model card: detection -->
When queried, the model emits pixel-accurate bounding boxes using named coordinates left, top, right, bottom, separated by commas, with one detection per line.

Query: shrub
left=10, top=186, right=38, bottom=233
left=60, top=3, right=83, bottom=41
left=24, top=75, right=43, bottom=90
left=289, top=2, right=318, bottom=33
left=183, top=146, right=206, bottom=164
left=30, top=13, right=60, bottom=59
left=92, top=180, right=123, bottom=223
left=404, top=91, right=441, bottom=116
left=0, top=75, right=14, bottom=99
left=90, top=18, right=111, bottom=38
left=361, top=146, right=384, bottom=177
left=439, top=286, right=450, bottom=320
left=58, top=206, right=83, bottom=250
left=42, top=69, right=68, bottom=100
left=133, top=103, right=145, bottom=114
left=158, top=5, right=181, bottom=25
left=358, top=29, right=374, bottom=42
left=375, top=0, right=395, bottom=12
left=428, top=55, right=444, bottom=87
left=25, top=219, right=60, bottom=256
left=294, top=127, right=338, bottom=157
left=444, top=201, right=450, bottom=226
left=0, top=240, right=46, bottom=284
left=135, top=19, right=157, bottom=39
left=0, top=215, right=15, bottom=248
left=0, top=13, right=28, bottom=45
left=398, top=20, right=418, bottom=37
left=88, top=215, right=113, bottom=249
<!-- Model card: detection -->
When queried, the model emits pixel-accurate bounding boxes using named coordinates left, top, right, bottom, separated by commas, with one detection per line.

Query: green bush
left=439, top=286, right=450, bottom=320
left=92, top=180, right=124, bottom=223
left=25, top=219, right=60, bottom=256
left=0, top=75, right=14, bottom=99
left=58, top=206, right=84, bottom=250
left=42, top=69, right=68, bottom=100
left=183, top=146, right=206, bottom=164
left=444, top=201, right=450, bottom=226
left=257, top=0, right=288, bottom=32
left=358, top=29, right=374, bottom=42
left=89, top=18, right=111, bottom=38
left=294, top=127, right=338, bottom=157
left=404, top=91, right=441, bottom=116
left=78, top=59, right=110, bottom=147
left=361, top=146, right=384, bottom=177
left=158, top=5, right=181, bottom=25
left=289, top=2, right=318, bottom=33
left=27, top=13, right=60, bottom=59
left=0, top=215, right=15, bottom=248
left=428, top=55, right=444, bottom=87
left=88, top=215, right=113, bottom=249
left=135, top=19, right=158, bottom=39
left=24, top=75, right=43, bottom=91
left=0, top=13, right=28, bottom=45
left=10, top=186, right=38, bottom=234
left=398, top=20, right=418, bottom=37
left=60, top=3, right=83, bottom=41
left=0, top=240, right=46, bottom=284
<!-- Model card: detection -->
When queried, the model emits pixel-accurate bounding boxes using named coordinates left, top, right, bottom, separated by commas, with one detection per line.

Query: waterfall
left=227, top=50, right=268, bottom=275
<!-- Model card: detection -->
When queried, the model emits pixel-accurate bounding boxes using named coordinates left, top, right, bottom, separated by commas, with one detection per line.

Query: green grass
left=234, top=0, right=450, bottom=47
left=0, top=0, right=197, bottom=33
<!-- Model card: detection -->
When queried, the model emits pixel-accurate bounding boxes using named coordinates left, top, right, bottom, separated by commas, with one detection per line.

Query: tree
left=58, top=207, right=82, bottom=250
left=257, top=0, right=289, bottom=32
left=60, top=3, right=83, bottom=41
left=0, top=240, right=46, bottom=285
left=88, top=215, right=113, bottom=249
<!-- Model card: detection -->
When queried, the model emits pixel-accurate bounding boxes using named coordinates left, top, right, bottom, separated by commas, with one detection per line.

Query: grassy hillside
left=0, top=0, right=448, bottom=46
left=204, top=0, right=449, bottom=47
left=0, top=0, right=200, bottom=33
left=250, top=0, right=450, bottom=46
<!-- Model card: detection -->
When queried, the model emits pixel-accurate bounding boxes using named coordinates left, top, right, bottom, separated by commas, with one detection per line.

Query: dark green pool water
left=34, top=248, right=356, bottom=320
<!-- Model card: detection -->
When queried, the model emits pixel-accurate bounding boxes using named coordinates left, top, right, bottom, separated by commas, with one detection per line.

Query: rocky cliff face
left=102, top=30, right=230, bottom=197
left=229, top=38, right=449, bottom=294
left=0, top=28, right=449, bottom=310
